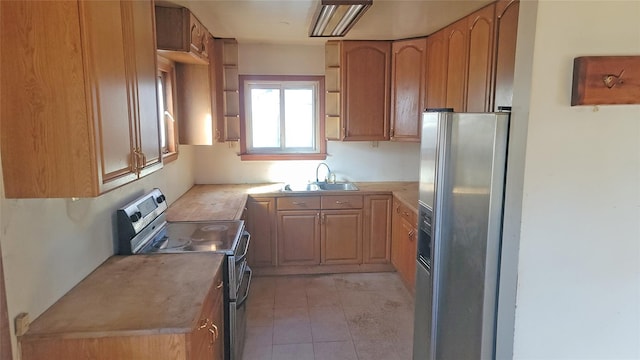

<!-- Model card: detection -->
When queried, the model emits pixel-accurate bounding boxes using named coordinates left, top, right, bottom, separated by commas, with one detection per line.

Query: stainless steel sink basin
left=281, top=182, right=358, bottom=192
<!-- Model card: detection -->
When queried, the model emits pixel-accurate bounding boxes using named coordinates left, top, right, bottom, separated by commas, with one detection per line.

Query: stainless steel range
left=116, top=188, right=251, bottom=360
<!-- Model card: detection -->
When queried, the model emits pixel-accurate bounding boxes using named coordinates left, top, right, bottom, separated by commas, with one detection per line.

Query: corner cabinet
left=390, top=38, right=427, bottom=142
left=340, top=41, right=392, bottom=141
left=0, top=0, right=162, bottom=198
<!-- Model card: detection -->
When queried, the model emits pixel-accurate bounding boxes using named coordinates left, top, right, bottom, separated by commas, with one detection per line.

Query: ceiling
left=164, top=0, right=493, bottom=45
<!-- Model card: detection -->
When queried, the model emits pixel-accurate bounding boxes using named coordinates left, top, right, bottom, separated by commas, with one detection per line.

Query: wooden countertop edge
left=20, top=326, right=194, bottom=341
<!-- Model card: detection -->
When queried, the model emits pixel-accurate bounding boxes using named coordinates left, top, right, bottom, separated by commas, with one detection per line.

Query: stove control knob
left=130, top=211, right=142, bottom=222
left=156, top=195, right=166, bottom=204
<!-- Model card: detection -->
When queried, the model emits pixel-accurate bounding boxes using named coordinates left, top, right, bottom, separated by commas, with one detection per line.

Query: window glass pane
left=157, top=75, right=167, bottom=149
left=251, top=88, right=280, bottom=148
left=284, top=89, right=314, bottom=148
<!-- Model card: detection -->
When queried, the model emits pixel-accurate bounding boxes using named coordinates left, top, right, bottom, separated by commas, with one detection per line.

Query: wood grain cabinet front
left=341, top=41, right=392, bottom=141
left=20, top=254, right=225, bottom=360
left=155, top=6, right=209, bottom=64
left=246, top=197, right=278, bottom=267
left=390, top=38, right=427, bottom=142
left=0, top=0, right=162, bottom=198
left=391, top=198, right=418, bottom=292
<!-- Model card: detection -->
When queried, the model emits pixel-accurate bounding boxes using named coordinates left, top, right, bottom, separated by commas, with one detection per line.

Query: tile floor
left=242, top=272, right=415, bottom=360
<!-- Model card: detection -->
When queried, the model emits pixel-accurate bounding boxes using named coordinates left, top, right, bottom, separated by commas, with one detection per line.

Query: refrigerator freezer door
left=413, top=261, right=433, bottom=360
left=432, top=113, right=509, bottom=360
left=419, top=113, right=439, bottom=210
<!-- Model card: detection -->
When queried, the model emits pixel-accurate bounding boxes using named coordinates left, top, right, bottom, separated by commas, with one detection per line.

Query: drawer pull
left=335, top=201, right=350, bottom=205
left=216, top=280, right=223, bottom=289
left=292, top=201, right=306, bottom=206
left=209, top=323, right=219, bottom=344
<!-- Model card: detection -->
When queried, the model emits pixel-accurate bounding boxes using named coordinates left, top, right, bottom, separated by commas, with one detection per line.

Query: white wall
left=194, top=43, right=421, bottom=184
left=510, top=1, right=640, bottom=358
left=0, top=145, right=195, bottom=359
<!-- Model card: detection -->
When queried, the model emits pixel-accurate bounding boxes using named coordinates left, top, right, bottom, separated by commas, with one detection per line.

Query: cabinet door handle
left=209, top=323, right=219, bottom=344
left=396, top=205, right=401, bottom=213
left=216, top=280, right=223, bottom=289
left=199, top=318, right=209, bottom=329
left=292, top=201, right=305, bottom=206
left=335, top=201, right=350, bottom=205
left=403, top=211, right=409, bottom=217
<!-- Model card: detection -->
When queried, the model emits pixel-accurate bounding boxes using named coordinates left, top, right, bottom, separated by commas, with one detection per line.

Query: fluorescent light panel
left=309, top=0, right=372, bottom=37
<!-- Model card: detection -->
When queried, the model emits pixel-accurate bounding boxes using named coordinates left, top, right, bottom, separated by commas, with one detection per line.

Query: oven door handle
left=237, top=265, right=252, bottom=308
left=234, top=231, right=251, bottom=264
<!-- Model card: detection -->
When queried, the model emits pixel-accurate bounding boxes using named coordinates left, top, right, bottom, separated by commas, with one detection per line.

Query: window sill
left=240, top=153, right=327, bottom=161
left=162, top=151, right=179, bottom=164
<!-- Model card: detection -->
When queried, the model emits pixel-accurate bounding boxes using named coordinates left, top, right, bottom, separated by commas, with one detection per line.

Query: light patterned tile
left=306, top=287, right=342, bottom=307
left=354, top=339, right=408, bottom=360
left=272, top=343, right=315, bottom=360
left=273, top=320, right=313, bottom=345
left=313, top=341, right=358, bottom=360
left=242, top=343, right=273, bottom=360
left=245, top=325, right=273, bottom=348
left=309, top=307, right=351, bottom=342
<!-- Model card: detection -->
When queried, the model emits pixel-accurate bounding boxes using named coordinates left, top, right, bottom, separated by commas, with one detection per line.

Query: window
left=157, top=56, right=178, bottom=163
left=239, top=75, right=326, bottom=160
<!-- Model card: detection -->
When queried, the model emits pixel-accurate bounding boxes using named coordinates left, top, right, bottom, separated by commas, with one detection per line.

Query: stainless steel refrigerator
left=413, top=109, right=510, bottom=360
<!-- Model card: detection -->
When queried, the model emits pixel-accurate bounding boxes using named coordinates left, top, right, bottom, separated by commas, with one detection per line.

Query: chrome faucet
left=316, top=162, right=331, bottom=183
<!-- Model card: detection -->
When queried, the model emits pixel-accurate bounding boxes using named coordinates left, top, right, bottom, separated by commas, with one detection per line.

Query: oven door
left=227, top=265, right=252, bottom=360
left=228, top=231, right=251, bottom=301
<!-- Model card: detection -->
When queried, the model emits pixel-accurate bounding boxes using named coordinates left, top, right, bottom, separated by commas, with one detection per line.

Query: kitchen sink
left=281, top=182, right=358, bottom=192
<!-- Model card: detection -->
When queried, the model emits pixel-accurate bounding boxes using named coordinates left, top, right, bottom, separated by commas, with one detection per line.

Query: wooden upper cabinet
left=444, top=18, right=469, bottom=112
left=494, top=0, right=520, bottom=110
left=341, top=41, right=392, bottom=141
left=0, top=0, right=162, bottom=198
left=425, top=29, right=449, bottom=110
left=128, top=1, right=163, bottom=177
left=390, top=38, right=427, bottom=142
left=155, top=6, right=209, bottom=65
left=466, top=3, right=496, bottom=112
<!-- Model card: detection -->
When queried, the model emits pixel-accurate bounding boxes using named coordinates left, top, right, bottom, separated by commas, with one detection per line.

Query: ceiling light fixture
left=309, top=0, right=373, bottom=37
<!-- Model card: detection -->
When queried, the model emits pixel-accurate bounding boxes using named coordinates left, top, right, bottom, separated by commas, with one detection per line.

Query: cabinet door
left=188, top=270, right=223, bottom=360
left=247, top=197, right=277, bottom=267
left=342, top=41, right=391, bottom=141
left=425, top=29, right=449, bottom=110
left=128, top=0, right=163, bottom=176
left=321, top=210, right=363, bottom=265
left=494, top=0, right=519, bottom=110
left=79, top=0, right=138, bottom=190
left=444, top=18, right=469, bottom=112
left=402, top=217, right=418, bottom=292
left=277, top=211, right=321, bottom=266
left=391, top=200, right=403, bottom=272
left=466, top=4, right=496, bottom=112
left=390, top=38, right=427, bottom=142
left=363, top=195, right=392, bottom=264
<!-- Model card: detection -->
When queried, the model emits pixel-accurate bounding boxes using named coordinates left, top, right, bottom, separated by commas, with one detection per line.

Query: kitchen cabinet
left=213, top=39, right=241, bottom=142
left=321, top=195, right=364, bottom=265
left=425, top=29, right=449, bottom=110
left=325, top=41, right=342, bottom=140
left=276, top=195, right=364, bottom=266
left=363, top=195, right=392, bottom=264
left=341, top=41, right=392, bottom=141
left=466, top=3, right=496, bottom=112
left=444, top=17, right=469, bottom=112
left=20, top=254, right=225, bottom=360
left=493, top=0, right=519, bottom=110
left=1, top=0, right=162, bottom=198
left=176, top=60, right=214, bottom=145
left=390, top=38, right=427, bottom=142
left=246, top=197, right=277, bottom=267
left=391, top=198, right=418, bottom=292
left=155, top=6, right=209, bottom=65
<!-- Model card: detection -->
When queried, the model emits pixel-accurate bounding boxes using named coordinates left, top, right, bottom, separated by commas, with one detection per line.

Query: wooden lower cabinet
left=391, top=198, right=418, bottom=292
left=277, top=210, right=321, bottom=266
left=246, top=197, right=277, bottom=267
left=363, top=195, right=392, bottom=264
left=321, top=210, right=363, bottom=265
left=20, top=254, right=225, bottom=360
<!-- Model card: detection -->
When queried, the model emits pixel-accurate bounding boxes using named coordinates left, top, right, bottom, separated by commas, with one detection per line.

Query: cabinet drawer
left=321, top=195, right=363, bottom=209
left=394, top=199, right=417, bottom=225
left=277, top=196, right=321, bottom=210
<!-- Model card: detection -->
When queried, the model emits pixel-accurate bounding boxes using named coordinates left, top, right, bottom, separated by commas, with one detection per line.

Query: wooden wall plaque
left=571, top=56, right=640, bottom=106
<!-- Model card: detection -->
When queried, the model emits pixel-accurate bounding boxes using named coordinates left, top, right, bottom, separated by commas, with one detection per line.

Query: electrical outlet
left=15, top=312, right=29, bottom=336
